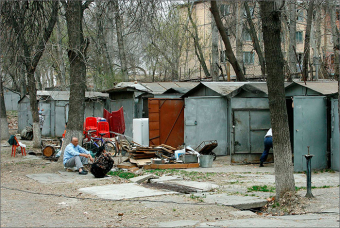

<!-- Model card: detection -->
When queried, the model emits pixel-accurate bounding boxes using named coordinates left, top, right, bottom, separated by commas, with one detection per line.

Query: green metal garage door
left=293, top=96, right=327, bottom=172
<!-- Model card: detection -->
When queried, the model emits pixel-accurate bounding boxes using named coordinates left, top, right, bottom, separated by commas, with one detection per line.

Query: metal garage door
left=233, top=109, right=271, bottom=153
left=184, top=97, right=227, bottom=155
left=293, top=96, right=327, bottom=171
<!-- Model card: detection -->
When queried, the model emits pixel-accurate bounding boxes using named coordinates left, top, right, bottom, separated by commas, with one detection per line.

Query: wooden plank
left=143, top=163, right=199, bottom=170
left=130, top=158, right=152, bottom=167
left=117, top=162, right=137, bottom=169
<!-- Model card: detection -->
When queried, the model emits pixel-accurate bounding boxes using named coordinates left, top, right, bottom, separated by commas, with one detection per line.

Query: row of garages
left=6, top=81, right=339, bottom=172
left=104, top=81, right=339, bottom=172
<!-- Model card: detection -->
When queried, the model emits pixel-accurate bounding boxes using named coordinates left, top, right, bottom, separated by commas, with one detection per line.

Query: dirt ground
left=1, top=135, right=339, bottom=227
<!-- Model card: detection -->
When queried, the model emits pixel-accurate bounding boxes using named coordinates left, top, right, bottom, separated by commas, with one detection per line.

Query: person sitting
left=63, top=137, right=94, bottom=175
left=90, top=146, right=114, bottom=178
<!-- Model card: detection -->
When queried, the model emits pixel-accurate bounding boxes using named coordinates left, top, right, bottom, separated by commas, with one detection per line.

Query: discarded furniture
left=84, top=117, right=98, bottom=139
left=195, top=140, right=218, bottom=161
left=97, top=121, right=110, bottom=138
left=11, top=136, right=26, bottom=157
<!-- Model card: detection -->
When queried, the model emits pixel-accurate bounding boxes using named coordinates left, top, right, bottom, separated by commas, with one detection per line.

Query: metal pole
left=304, top=146, right=314, bottom=198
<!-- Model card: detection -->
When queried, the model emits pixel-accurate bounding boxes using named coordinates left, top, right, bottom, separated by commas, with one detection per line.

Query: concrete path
left=79, top=183, right=178, bottom=200
left=156, top=213, right=339, bottom=227
left=169, top=180, right=218, bottom=192
left=26, top=171, right=111, bottom=184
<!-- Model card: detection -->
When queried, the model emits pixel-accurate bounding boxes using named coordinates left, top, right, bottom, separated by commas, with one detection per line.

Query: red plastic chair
left=11, top=136, right=26, bottom=157
left=84, top=117, right=98, bottom=139
left=97, top=121, right=110, bottom=138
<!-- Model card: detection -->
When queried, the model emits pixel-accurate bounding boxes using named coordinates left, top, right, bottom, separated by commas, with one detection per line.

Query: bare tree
left=112, top=1, right=129, bottom=81
left=329, top=0, right=340, bottom=80
left=302, top=0, right=315, bottom=81
left=188, top=4, right=210, bottom=78
left=210, top=1, right=246, bottom=81
left=59, top=0, right=92, bottom=158
left=259, top=0, right=295, bottom=200
left=211, top=17, right=219, bottom=81
left=1, top=1, right=59, bottom=148
left=244, top=1, right=266, bottom=76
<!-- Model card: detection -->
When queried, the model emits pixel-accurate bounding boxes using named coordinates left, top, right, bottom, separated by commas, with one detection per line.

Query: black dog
left=90, top=146, right=114, bottom=178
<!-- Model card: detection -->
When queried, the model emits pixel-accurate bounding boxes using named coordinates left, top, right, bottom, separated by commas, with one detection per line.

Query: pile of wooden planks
left=128, top=144, right=177, bottom=160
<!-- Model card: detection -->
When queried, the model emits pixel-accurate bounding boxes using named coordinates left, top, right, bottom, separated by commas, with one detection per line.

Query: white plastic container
left=133, top=118, right=149, bottom=147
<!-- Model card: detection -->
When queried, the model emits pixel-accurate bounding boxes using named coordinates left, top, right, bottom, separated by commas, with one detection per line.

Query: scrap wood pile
left=128, top=144, right=176, bottom=160
left=114, top=142, right=201, bottom=171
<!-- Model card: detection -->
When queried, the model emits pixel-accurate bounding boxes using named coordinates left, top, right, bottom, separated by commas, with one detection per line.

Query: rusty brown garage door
left=148, top=98, right=184, bottom=148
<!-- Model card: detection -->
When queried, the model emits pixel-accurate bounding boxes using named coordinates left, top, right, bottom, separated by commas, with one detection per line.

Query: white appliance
left=133, top=118, right=149, bottom=147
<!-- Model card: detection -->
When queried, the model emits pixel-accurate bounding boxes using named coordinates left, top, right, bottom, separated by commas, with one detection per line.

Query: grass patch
left=144, top=169, right=218, bottom=181
left=295, top=185, right=332, bottom=191
left=247, top=185, right=275, bottom=193
left=107, top=170, right=136, bottom=179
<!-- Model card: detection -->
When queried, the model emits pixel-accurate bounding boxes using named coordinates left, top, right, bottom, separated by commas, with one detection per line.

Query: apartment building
left=178, top=1, right=339, bottom=80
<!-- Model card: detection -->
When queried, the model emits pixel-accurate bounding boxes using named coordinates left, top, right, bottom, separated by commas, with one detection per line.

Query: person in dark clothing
left=90, top=146, right=114, bottom=178
left=260, top=128, right=273, bottom=167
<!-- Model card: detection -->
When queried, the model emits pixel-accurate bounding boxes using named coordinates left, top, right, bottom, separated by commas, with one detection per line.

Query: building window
left=244, top=6, right=254, bottom=18
left=297, top=9, right=303, bottom=21
left=220, top=50, right=228, bottom=63
left=243, top=52, right=254, bottom=64
left=296, top=31, right=303, bottom=43
left=242, top=29, right=252, bottom=41
left=220, top=4, right=230, bottom=16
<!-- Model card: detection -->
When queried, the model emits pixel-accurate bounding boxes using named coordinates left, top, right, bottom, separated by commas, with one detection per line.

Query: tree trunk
left=19, top=1, right=58, bottom=148
left=19, top=64, right=27, bottom=98
left=210, top=1, right=246, bottom=81
left=329, top=0, right=340, bottom=80
left=112, top=1, right=128, bottom=81
left=0, top=79, right=10, bottom=140
left=260, top=0, right=295, bottom=200
left=303, top=0, right=315, bottom=81
left=60, top=1, right=89, bottom=159
left=35, top=68, right=42, bottom=90
left=26, top=68, right=41, bottom=148
left=313, top=3, right=322, bottom=80
left=288, top=0, right=298, bottom=76
left=244, top=2, right=266, bottom=76
left=211, top=17, right=219, bottom=81
left=188, top=5, right=210, bottom=78
left=235, top=2, right=244, bottom=74
left=56, top=6, right=66, bottom=87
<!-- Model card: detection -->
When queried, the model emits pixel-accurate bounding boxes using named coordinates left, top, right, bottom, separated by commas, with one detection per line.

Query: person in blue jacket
left=63, top=137, right=94, bottom=175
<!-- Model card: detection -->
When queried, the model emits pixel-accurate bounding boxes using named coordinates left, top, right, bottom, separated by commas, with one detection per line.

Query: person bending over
left=63, top=137, right=94, bottom=175
left=91, top=146, right=114, bottom=178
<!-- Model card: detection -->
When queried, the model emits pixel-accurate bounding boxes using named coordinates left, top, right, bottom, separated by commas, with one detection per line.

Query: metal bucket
left=199, top=155, right=214, bottom=168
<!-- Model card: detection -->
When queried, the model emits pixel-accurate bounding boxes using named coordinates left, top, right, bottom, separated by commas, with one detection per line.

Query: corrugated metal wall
left=18, top=98, right=106, bottom=137
left=184, top=97, right=227, bottom=155
left=4, top=89, right=20, bottom=111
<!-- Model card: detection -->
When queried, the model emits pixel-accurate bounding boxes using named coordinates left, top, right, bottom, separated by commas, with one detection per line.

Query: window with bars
left=220, top=4, right=230, bottom=16
left=243, top=29, right=252, bottom=41
left=296, top=31, right=303, bottom=43
left=220, top=50, right=228, bottom=63
left=243, top=52, right=254, bottom=64
left=297, top=9, right=304, bottom=21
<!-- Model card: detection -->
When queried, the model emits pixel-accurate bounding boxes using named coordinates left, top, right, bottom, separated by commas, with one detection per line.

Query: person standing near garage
left=260, top=128, right=273, bottom=167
